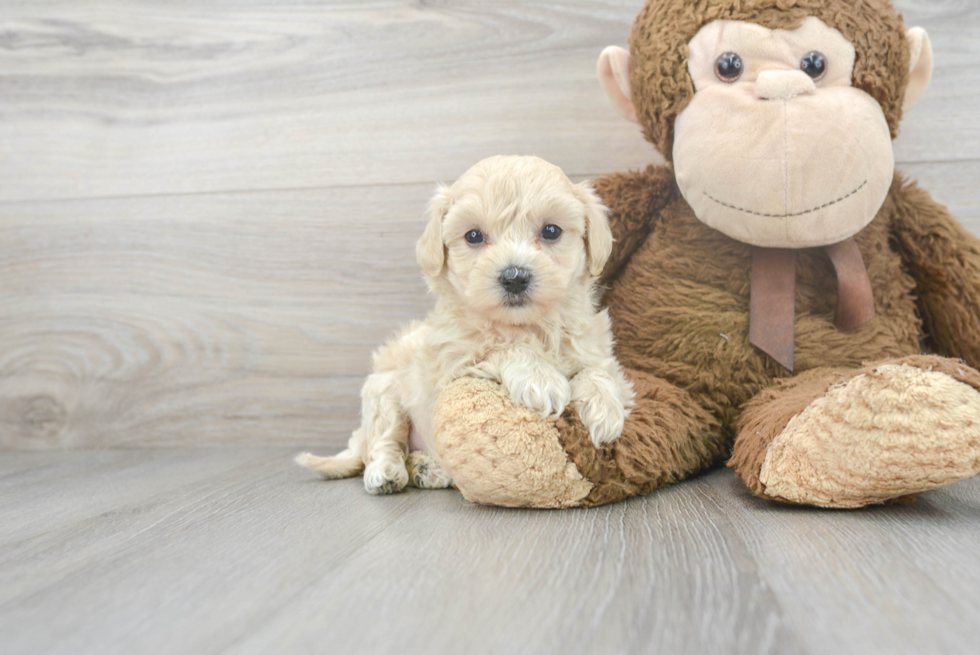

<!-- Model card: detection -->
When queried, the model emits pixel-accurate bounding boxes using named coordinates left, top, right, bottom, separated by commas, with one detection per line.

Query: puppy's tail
left=295, top=449, right=364, bottom=479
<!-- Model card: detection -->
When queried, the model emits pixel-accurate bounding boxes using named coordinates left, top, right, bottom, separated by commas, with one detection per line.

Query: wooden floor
left=1, top=449, right=979, bottom=655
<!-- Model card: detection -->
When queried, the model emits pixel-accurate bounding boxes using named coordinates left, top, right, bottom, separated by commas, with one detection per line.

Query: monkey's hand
left=890, top=179, right=980, bottom=369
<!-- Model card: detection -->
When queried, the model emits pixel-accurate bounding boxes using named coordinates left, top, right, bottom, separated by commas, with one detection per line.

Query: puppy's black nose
left=499, top=266, right=532, bottom=295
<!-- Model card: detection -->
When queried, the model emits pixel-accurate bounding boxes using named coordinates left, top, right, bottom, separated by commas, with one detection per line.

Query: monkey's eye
left=715, top=53, right=743, bottom=82
left=540, top=224, right=562, bottom=241
left=800, top=51, right=827, bottom=80
left=464, top=229, right=485, bottom=245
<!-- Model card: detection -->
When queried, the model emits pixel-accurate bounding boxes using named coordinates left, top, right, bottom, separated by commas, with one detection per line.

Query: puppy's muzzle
left=499, top=266, right=532, bottom=300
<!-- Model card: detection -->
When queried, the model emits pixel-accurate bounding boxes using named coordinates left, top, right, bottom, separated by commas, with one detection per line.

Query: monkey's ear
left=574, top=181, right=613, bottom=277
left=904, top=27, right=933, bottom=111
left=416, top=185, right=453, bottom=277
left=597, top=46, right=637, bottom=122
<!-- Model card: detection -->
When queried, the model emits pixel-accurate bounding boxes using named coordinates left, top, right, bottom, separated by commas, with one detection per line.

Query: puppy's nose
left=499, top=266, right=532, bottom=295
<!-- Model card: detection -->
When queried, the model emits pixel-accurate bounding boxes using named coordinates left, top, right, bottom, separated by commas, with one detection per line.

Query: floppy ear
left=574, top=181, right=613, bottom=277
left=416, top=185, right=454, bottom=277
left=903, top=27, right=933, bottom=111
left=597, top=46, right=637, bottom=122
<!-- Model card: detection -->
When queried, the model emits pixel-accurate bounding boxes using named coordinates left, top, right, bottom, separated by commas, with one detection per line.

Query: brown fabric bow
left=749, top=238, right=875, bottom=371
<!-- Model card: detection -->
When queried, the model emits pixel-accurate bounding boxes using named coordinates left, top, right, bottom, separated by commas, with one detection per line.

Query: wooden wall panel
left=0, top=0, right=977, bottom=447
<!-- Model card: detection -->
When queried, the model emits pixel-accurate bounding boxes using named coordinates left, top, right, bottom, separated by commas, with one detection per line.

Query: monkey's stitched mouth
left=703, top=180, right=868, bottom=218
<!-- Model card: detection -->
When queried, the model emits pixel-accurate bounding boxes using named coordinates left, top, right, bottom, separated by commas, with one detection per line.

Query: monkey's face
left=672, top=17, right=894, bottom=248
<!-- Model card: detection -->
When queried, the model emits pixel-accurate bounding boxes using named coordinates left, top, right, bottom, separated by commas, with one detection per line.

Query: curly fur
left=298, top=156, right=634, bottom=495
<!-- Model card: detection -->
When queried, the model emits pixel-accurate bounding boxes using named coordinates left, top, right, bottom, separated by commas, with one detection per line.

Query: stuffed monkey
left=433, top=0, right=980, bottom=508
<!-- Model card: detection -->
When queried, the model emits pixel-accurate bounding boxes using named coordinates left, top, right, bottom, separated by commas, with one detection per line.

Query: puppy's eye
left=715, top=52, right=743, bottom=82
left=464, top=229, right=484, bottom=245
left=540, top=224, right=562, bottom=241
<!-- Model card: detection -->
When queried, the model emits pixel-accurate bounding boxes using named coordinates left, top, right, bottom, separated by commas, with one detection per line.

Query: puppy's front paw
left=572, top=371, right=627, bottom=447
left=363, top=458, right=409, bottom=495
left=576, top=395, right=626, bottom=446
left=502, top=361, right=571, bottom=419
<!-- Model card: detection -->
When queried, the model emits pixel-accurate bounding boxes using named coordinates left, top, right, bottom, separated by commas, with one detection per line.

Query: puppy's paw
left=576, top=396, right=626, bottom=446
left=572, top=370, right=627, bottom=447
left=363, top=457, right=409, bottom=495
left=502, top=361, right=571, bottom=419
left=406, top=451, right=453, bottom=489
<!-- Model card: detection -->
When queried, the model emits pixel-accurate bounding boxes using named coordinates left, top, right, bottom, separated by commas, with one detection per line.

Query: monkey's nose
left=755, top=70, right=816, bottom=100
left=499, top=266, right=532, bottom=295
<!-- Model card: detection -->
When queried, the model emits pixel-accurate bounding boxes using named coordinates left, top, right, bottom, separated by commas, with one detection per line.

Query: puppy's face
left=416, top=156, right=611, bottom=325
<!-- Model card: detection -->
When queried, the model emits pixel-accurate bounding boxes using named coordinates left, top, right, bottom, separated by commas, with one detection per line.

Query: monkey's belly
left=605, top=201, right=920, bottom=422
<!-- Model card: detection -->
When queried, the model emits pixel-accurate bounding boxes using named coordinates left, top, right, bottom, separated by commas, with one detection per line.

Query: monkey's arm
left=889, top=177, right=980, bottom=368
left=593, top=164, right=676, bottom=287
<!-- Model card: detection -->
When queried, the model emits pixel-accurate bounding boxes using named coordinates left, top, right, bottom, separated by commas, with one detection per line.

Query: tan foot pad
left=760, top=364, right=980, bottom=507
left=434, top=378, right=593, bottom=508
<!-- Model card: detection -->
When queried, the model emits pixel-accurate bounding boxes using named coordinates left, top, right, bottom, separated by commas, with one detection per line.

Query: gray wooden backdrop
left=1, top=0, right=978, bottom=449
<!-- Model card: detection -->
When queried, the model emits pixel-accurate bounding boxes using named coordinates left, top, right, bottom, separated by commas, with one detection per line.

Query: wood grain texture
left=0, top=0, right=978, bottom=448
left=0, top=184, right=434, bottom=447
left=0, top=0, right=974, bottom=203
left=0, top=0, right=660, bottom=202
left=700, top=473, right=980, bottom=655
left=1, top=450, right=979, bottom=655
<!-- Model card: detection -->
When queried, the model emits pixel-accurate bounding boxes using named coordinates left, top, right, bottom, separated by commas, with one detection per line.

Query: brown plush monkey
left=433, top=0, right=980, bottom=508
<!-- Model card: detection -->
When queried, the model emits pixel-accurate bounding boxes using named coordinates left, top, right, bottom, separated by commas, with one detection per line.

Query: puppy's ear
left=416, top=185, right=454, bottom=277
left=574, top=181, right=612, bottom=277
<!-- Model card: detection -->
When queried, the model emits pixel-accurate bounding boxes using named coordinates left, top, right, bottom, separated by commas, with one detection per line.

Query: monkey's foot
left=759, top=360, right=980, bottom=507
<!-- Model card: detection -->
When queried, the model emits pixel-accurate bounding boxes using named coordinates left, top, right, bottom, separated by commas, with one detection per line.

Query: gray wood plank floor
left=2, top=449, right=980, bottom=655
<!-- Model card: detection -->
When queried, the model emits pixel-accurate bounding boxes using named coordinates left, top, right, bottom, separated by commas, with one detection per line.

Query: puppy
left=297, top=155, right=635, bottom=494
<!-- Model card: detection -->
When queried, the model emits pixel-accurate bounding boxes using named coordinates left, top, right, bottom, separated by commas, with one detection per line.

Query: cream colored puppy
left=297, top=155, right=635, bottom=495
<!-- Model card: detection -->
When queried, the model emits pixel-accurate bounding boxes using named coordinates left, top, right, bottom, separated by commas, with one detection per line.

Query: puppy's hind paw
left=406, top=452, right=453, bottom=489
left=363, top=458, right=409, bottom=495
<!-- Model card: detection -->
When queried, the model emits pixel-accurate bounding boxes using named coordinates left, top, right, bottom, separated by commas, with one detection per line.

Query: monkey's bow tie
left=749, top=238, right=875, bottom=371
